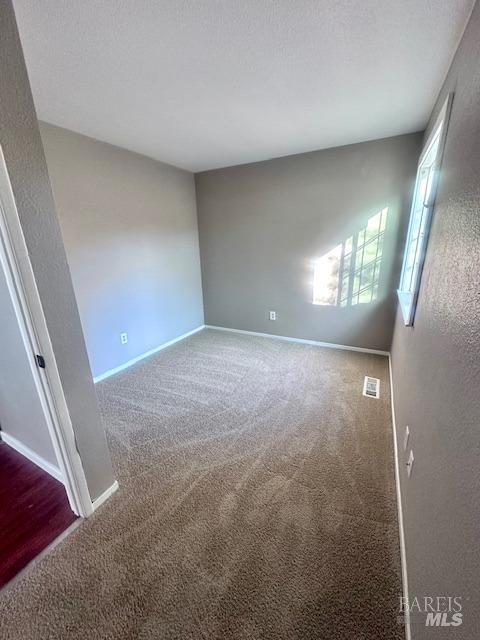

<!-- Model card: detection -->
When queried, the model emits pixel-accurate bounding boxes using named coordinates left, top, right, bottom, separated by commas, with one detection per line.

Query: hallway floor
left=0, top=442, right=77, bottom=588
left=0, top=329, right=402, bottom=638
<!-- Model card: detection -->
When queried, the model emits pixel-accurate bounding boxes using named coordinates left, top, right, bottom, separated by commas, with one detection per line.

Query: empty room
left=0, top=1, right=479, bottom=639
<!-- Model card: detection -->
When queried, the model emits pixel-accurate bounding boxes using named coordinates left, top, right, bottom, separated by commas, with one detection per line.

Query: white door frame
left=0, top=146, right=93, bottom=518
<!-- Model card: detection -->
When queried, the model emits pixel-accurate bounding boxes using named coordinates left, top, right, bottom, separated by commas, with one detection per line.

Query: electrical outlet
left=406, top=449, right=414, bottom=478
left=269, top=311, right=276, bottom=321
left=404, top=425, right=410, bottom=451
left=120, top=332, right=128, bottom=344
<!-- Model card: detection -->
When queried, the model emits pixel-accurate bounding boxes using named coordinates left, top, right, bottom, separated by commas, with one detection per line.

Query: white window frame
left=397, top=93, right=453, bottom=326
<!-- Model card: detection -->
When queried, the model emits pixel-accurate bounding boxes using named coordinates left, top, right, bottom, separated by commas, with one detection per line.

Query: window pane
left=365, top=214, right=381, bottom=242
left=340, top=273, right=350, bottom=299
left=398, top=97, right=449, bottom=327
left=363, top=237, right=379, bottom=265
left=409, top=207, right=430, bottom=290
left=313, top=207, right=388, bottom=308
left=424, top=165, right=436, bottom=206
left=313, top=244, right=342, bottom=305
left=360, top=262, right=376, bottom=289
left=380, top=209, right=388, bottom=232
left=358, top=287, right=373, bottom=304
left=353, top=272, right=361, bottom=295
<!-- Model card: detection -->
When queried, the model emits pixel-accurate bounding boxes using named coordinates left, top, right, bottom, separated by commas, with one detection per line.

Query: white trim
left=205, top=325, right=389, bottom=356
left=0, top=147, right=93, bottom=518
left=389, top=355, right=411, bottom=640
left=0, top=432, right=63, bottom=484
left=93, top=325, right=205, bottom=383
left=397, top=93, right=453, bottom=327
left=92, top=480, right=119, bottom=511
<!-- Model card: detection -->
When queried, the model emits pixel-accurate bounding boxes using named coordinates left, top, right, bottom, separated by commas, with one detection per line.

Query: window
left=398, top=94, right=453, bottom=325
left=312, top=243, right=342, bottom=306
left=313, top=208, right=388, bottom=307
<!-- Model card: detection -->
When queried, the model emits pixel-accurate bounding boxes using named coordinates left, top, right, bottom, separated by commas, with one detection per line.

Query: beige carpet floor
left=0, top=328, right=402, bottom=639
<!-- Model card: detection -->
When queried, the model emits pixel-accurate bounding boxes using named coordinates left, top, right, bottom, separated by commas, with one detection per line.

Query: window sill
left=397, top=290, right=415, bottom=326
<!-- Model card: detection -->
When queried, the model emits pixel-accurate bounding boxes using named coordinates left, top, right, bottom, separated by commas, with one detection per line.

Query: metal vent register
left=363, top=376, right=380, bottom=399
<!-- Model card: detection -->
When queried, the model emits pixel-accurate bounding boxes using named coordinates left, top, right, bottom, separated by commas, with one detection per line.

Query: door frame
left=0, top=146, right=93, bottom=518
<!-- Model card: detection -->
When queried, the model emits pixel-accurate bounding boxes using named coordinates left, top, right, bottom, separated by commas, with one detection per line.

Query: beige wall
left=0, top=0, right=114, bottom=500
left=391, top=1, right=480, bottom=637
left=40, top=122, right=204, bottom=379
left=196, top=133, right=421, bottom=351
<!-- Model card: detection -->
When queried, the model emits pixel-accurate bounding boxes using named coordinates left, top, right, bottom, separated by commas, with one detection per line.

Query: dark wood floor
left=0, top=442, right=77, bottom=588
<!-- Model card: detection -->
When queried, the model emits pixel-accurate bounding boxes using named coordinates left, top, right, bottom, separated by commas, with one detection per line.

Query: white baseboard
left=205, top=325, right=389, bottom=356
left=389, top=355, right=411, bottom=640
left=93, top=325, right=205, bottom=383
left=92, top=480, right=119, bottom=512
left=0, top=431, right=63, bottom=484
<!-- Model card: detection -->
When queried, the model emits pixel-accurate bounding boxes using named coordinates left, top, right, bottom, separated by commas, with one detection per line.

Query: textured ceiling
left=13, top=1, right=475, bottom=172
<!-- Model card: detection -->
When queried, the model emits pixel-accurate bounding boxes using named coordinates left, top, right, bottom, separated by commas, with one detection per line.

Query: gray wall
left=0, top=267, right=57, bottom=467
left=0, top=0, right=114, bottom=500
left=391, top=1, right=480, bottom=637
left=40, top=123, right=204, bottom=379
left=196, top=134, right=421, bottom=351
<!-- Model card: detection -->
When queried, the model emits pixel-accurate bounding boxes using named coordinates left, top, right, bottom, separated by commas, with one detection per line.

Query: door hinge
left=35, top=354, right=46, bottom=369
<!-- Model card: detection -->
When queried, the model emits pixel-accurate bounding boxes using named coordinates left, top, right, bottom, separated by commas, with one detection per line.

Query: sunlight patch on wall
left=312, top=243, right=342, bottom=305
left=313, top=207, right=388, bottom=307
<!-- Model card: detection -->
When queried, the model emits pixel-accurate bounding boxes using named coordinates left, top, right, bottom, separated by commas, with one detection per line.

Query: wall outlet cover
left=269, top=311, right=276, bottom=320
left=120, top=332, right=128, bottom=344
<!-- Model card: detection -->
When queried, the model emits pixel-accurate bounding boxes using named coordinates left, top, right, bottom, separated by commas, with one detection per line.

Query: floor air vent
left=363, top=376, right=380, bottom=399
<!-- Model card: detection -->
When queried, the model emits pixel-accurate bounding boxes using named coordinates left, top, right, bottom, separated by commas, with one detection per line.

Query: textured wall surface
left=196, top=134, right=420, bottom=351
left=0, top=0, right=114, bottom=500
left=40, top=123, right=204, bottom=379
left=0, top=268, right=57, bottom=466
left=391, top=1, right=480, bottom=637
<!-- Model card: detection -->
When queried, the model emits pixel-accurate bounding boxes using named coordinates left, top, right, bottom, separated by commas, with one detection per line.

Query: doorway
left=0, top=222, right=77, bottom=587
left=0, top=147, right=92, bottom=587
